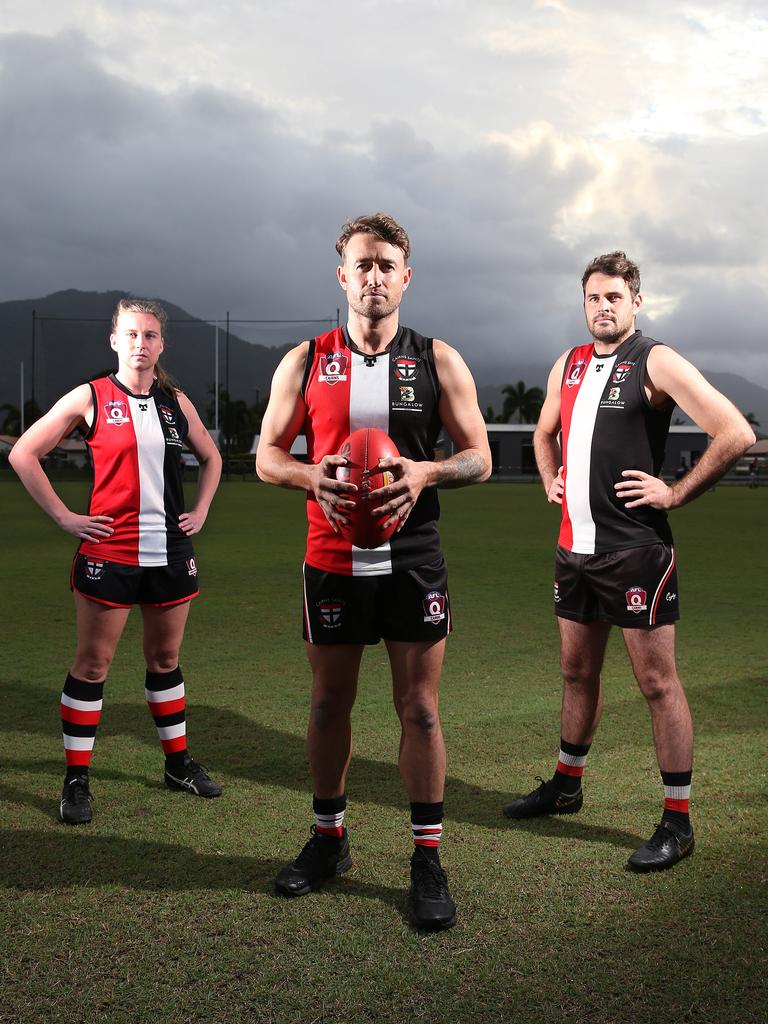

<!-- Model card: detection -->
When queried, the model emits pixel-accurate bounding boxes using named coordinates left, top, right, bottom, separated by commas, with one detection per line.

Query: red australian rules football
left=336, top=428, right=400, bottom=549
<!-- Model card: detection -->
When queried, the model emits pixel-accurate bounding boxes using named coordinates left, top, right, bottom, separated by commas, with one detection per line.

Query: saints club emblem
left=394, top=357, right=419, bottom=381
left=612, top=362, right=634, bottom=383
left=318, top=600, right=344, bottom=628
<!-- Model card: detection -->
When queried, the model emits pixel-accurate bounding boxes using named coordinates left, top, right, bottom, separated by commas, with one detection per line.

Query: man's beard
left=349, top=294, right=400, bottom=321
left=589, top=318, right=629, bottom=344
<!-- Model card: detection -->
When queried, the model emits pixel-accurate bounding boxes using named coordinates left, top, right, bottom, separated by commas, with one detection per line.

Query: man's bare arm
left=615, top=346, right=756, bottom=510
left=256, top=343, right=357, bottom=532
left=533, top=352, right=568, bottom=503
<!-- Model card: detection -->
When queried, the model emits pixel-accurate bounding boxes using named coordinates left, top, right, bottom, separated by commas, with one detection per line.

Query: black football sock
left=552, top=737, right=590, bottom=795
left=313, top=794, right=346, bottom=838
left=661, top=769, right=692, bottom=830
left=411, top=801, right=443, bottom=861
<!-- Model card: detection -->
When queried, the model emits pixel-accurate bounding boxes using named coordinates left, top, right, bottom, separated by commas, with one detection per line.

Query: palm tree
left=500, top=381, right=544, bottom=424
left=742, top=411, right=760, bottom=428
left=0, top=399, right=42, bottom=435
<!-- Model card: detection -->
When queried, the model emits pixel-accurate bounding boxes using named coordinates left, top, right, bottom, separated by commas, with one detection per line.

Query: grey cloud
left=0, top=28, right=765, bottom=392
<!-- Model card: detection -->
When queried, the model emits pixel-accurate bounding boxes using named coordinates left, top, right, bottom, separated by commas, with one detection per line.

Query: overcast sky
left=1, top=0, right=766, bottom=385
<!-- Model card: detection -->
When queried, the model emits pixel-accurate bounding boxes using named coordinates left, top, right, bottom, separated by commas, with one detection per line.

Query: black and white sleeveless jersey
left=558, top=331, right=674, bottom=554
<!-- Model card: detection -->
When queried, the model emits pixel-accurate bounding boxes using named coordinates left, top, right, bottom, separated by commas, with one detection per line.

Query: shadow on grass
left=6, top=701, right=643, bottom=853
left=0, top=824, right=406, bottom=917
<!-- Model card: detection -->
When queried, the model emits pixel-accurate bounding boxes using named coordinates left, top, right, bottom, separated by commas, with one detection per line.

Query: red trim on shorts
left=140, top=590, right=199, bottom=608
left=650, top=547, right=676, bottom=624
left=71, top=584, right=133, bottom=608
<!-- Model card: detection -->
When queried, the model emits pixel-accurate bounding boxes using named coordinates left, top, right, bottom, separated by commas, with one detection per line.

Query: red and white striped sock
left=661, top=769, right=692, bottom=829
left=61, top=673, right=104, bottom=777
left=553, top=737, right=590, bottom=794
left=411, top=801, right=443, bottom=859
left=145, top=667, right=187, bottom=763
left=313, top=794, right=346, bottom=838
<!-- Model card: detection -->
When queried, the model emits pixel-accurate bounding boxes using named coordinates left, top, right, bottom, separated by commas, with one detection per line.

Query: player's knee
left=310, top=694, right=349, bottom=732
left=561, top=661, right=598, bottom=691
left=399, top=700, right=439, bottom=736
left=72, top=652, right=112, bottom=683
left=145, top=650, right=180, bottom=674
left=637, top=670, right=679, bottom=703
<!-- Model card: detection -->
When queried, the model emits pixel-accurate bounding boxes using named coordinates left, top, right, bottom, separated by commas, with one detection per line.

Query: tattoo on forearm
left=437, top=451, right=487, bottom=488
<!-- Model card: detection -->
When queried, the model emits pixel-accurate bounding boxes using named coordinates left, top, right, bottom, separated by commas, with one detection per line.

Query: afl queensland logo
left=319, top=352, right=348, bottom=385
left=318, top=600, right=344, bottom=628
left=612, top=361, right=634, bottom=383
left=394, top=357, right=419, bottom=381
left=423, top=591, right=446, bottom=625
left=104, top=399, right=129, bottom=425
left=626, top=586, right=648, bottom=614
left=566, top=359, right=586, bottom=388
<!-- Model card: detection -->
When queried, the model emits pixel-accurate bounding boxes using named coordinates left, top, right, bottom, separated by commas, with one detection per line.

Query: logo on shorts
left=612, top=361, right=634, bottom=383
left=186, top=557, right=198, bottom=577
left=104, top=400, right=130, bottom=426
left=318, top=352, right=348, bottom=385
left=566, top=359, right=586, bottom=388
left=159, top=405, right=176, bottom=424
left=666, top=592, right=677, bottom=602
left=85, top=559, right=105, bottom=581
left=554, top=580, right=560, bottom=603
left=318, top=600, right=344, bottom=628
left=394, top=357, right=419, bottom=381
left=626, top=586, right=647, bottom=614
left=399, top=386, right=415, bottom=402
left=423, top=591, right=446, bottom=625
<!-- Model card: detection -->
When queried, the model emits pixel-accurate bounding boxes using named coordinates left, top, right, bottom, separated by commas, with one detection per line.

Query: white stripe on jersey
left=564, top=355, right=617, bottom=554
left=145, top=682, right=185, bottom=704
left=129, top=394, right=169, bottom=567
left=61, top=693, right=103, bottom=712
left=349, top=350, right=393, bottom=576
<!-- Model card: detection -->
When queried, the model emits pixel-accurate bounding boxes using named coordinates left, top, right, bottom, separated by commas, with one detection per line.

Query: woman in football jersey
left=10, top=298, right=223, bottom=824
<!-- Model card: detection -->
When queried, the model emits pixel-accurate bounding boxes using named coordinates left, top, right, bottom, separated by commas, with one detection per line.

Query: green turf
left=0, top=481, right=765, bottom=1024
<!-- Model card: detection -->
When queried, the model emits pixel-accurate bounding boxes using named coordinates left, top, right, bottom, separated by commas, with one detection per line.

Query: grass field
left=1, top=480, right=766, bottom=1024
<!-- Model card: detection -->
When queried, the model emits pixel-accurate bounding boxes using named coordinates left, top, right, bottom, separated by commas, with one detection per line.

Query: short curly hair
left=335, top=213, right=410, bottom=261
left=581, top=251, right=641, bottom=297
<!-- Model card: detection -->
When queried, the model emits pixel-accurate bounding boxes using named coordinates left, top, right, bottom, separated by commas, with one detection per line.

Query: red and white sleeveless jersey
left=78, top=375, right=194, bottom=566
left=301, top=326, right=443, bottom=576
left=558, top=331, right=674, bottom=554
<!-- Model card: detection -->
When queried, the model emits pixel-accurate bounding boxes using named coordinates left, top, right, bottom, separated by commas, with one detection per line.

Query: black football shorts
left=554, top=543, right=679, bottom=628
left=302, top=556, right=452, bottom=645
left=71, top=553, right=200, bottom=608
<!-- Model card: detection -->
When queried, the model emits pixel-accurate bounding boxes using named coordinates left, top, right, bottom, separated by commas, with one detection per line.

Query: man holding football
left=502, top=250, right=754, bottom=871
left=257, top=212, right=490, bottom=928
